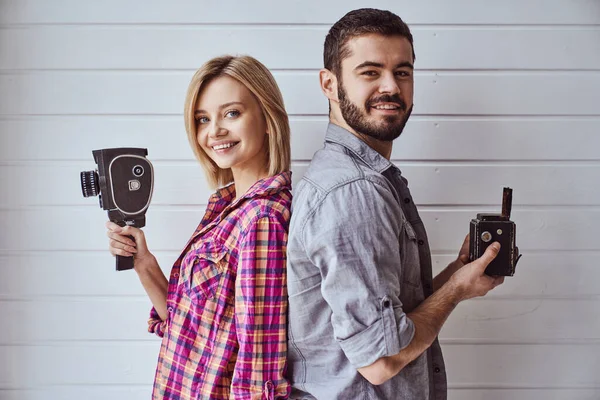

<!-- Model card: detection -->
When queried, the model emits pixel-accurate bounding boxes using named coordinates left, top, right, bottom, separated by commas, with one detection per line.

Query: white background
left=1, top=1, right=599, bottom=399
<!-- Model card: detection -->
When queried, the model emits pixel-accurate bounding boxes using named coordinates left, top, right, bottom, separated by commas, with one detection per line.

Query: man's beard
left=338, top=83, right=413, bottom=142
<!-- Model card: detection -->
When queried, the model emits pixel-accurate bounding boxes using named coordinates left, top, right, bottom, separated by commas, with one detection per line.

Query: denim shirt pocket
left=401, top=219, right=422, bottom=288
left=185, top=245, right=228, bottom=301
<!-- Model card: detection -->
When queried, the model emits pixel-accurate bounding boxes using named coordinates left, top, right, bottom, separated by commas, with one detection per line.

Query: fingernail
left=492, top=242, right=501, bottom=250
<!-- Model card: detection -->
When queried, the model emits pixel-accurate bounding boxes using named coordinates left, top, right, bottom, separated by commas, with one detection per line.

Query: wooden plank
left=0, top=343, right=598, bottom=387
left=2, top=252, right=597, bottom=298
left=0, top=208, right=596, bottom=252
left=1, top=298, right=598, bottom=343
left=2, top=163, right=599, bottom=207
left=2, top=26, right=599, bottom=70
left=2, top=117, right=599, bottom=162
left=1, top=0, right=599, bottom=25
left=2, top=72, right=600, bottom=116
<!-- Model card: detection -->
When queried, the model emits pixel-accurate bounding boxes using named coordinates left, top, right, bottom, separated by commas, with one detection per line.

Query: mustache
left=366, top=94, right=407, bottom=111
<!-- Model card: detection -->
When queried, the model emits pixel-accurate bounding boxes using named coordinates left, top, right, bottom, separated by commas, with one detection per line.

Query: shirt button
left=167, top=306, right=173, bottom=313
left=383, top=300, right=391, bottom=308
left=434, top=367, right=441, bottom=373
left=418, top=239, right=425, bottom=245
left=404, top=198, right=411, bottom=204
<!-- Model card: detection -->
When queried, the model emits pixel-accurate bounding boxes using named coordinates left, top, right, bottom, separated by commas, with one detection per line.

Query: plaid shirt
left=148, top=172, right=292, bottom=400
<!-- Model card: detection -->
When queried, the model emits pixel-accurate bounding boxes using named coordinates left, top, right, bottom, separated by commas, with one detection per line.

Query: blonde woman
left=106, top=55, right=291, bottom=399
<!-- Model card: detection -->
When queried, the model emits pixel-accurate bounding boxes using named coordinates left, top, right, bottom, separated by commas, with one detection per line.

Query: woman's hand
left=105, top=221, right=154, bottom=267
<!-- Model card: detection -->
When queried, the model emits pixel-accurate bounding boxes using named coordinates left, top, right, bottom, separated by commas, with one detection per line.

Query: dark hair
left=324, top=8, right=416, bottom=76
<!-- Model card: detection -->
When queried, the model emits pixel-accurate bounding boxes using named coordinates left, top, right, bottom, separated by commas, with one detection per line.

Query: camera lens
left=80, top=170, right=100, bottom=197
left=132, top=165, right=144, bottom=177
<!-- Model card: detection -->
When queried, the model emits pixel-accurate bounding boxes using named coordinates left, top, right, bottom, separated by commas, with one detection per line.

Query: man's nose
left=378, top=73, right=401, bottom=94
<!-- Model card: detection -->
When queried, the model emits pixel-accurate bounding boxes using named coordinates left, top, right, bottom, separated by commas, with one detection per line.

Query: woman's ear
left=319, top=68, right=339, bottom=104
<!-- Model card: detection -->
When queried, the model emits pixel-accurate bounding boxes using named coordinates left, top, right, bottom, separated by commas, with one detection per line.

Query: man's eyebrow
left=354, top=61, right=414, bottom=71
left=194, top=101, right=243, bottom=115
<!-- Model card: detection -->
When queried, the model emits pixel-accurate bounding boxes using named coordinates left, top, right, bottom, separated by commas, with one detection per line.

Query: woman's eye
left=196, top=116, right=209, bottom=124
left=225, top=110, right=240, bottom=118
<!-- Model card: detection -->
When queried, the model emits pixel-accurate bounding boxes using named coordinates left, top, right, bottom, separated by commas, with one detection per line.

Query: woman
left=106, top=55, right=291, bottom=399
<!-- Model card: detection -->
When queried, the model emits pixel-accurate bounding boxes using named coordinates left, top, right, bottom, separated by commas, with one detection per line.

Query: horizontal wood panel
left=2, top=163, right=599, bottom=207
left=2, top=117, right=599, bottom=161
left=2, top=27, right=599, bottom=70
left=443, top=344, right=600, bottom=386
left=448, top=390, right=600, bottom=400
left=0, top=208, right=595, bottom=252
left=1, top=252, right=596, bottom=299
left=1, top=298, right=598, bottom=343
left=2, top=72, right=600, bottom=116
left=1, top=388, right=598, bottom=400
left=0, top=343, right=598, bottom=387
left=1, top=0, right=599, bottom=25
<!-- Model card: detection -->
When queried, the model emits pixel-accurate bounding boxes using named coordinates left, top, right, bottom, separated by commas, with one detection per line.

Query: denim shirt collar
left=324, top=123, right=395, bottom=174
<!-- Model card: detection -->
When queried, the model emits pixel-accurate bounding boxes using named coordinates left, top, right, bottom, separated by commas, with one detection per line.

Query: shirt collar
left=208, top=170, right=292, bottom=207
left=324, top=123, right=395, bottom=174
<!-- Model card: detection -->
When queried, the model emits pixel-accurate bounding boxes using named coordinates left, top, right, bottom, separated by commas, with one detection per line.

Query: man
left=286, top=8, right=505, bottom=400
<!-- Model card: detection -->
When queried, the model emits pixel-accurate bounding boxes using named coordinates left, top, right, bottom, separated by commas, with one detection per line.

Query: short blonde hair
left=183, top=55, right=291, bottom=189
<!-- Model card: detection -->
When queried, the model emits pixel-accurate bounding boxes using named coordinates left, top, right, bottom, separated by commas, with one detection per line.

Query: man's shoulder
left=299, top=145, right=389, bottom=195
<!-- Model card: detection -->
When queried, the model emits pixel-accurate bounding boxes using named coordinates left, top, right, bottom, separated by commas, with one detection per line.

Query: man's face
left=336, top=34, right=414, bottom=142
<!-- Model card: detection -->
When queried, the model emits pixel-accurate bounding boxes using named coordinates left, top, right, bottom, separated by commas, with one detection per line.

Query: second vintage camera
left=469, top=187, right=522, bottom=276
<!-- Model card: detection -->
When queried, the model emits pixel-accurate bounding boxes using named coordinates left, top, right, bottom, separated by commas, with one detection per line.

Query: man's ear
left=319, top=68, right=339, bottom=103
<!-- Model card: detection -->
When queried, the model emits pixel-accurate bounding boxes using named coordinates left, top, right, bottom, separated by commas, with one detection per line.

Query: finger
left=111, top=247, right=135, bottom=257
left=106, top=231, right=136, bottom=247
left=474, top=242, right=501, bottom=270
left=119, top=225, right=143, bottom=242
left=105, top=221, right=122, bottom=232
left=109, top=239, right=137, bottom=254
left=493, top=276, right=505, bottom=287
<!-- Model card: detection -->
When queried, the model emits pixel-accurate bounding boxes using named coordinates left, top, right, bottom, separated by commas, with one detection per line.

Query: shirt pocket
left=187, top=247, right=228, bottom=300
left=401, top=220, right=422, bottom=288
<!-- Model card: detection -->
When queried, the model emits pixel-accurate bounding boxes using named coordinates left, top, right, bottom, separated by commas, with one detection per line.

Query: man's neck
left=329, top=115, right=393, bottom=160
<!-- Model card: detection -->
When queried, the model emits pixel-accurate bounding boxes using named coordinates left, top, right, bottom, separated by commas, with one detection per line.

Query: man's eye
left=395, top=71, right=411, bottom=77
left=362, top=71, right=378, bottom=77
left=225, top=110, right=240, bottom=118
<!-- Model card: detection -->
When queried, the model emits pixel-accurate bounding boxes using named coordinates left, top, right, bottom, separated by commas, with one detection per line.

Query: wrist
left=446, top=274, right=467, bottom=305
left=134, top=254, right=158, bottom=275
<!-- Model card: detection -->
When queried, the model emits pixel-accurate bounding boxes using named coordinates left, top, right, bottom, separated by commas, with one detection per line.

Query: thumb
left=120, top=225, right=144, bottom=242
left=474, top=242, right=501, bottom=271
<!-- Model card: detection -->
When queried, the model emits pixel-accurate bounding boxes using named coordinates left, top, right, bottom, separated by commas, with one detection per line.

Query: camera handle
left=115, top=219, right=135, bottom=271
left=116, top=243, right=135, bottom=271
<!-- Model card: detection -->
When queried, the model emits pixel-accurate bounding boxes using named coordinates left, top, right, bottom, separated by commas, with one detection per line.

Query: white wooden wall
left=1, top=1, right=599, bottom=399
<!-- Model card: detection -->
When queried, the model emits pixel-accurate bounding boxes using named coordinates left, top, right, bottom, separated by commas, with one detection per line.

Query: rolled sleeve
left=303, top=179, right=415, bottom=368
left=147, top=307, right=167, bottom=338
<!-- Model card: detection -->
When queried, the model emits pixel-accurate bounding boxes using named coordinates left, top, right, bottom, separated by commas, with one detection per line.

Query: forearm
left=135, top=255, right=169, bottom=320
left=433, top=259, right=462, bottom=292
left=359, top=279, right=462, bottom=384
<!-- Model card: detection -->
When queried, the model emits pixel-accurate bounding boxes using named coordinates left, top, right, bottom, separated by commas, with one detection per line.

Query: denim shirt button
left=383, top=300, right=391, bottom=308
left=418, top=239, right=425, bottom=245
left=434, top=366, right=441, bottom=373
left=404, top=198, right=411, bottom=204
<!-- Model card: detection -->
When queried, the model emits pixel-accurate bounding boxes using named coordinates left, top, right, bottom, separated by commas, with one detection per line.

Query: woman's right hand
left=105, top=221, right=154, bottom=266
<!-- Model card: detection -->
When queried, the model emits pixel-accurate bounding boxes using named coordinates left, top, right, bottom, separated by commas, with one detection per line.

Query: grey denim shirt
left=287, top=123, right=447, bottom=400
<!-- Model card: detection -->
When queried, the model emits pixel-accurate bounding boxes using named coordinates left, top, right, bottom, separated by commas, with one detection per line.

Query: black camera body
left=80, top=148, right=154, bottom=271
left=469, top=187, right=522, bottom=276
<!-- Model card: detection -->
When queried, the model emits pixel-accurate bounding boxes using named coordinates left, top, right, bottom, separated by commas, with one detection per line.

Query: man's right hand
left=449, top=242, right=505, bottom=301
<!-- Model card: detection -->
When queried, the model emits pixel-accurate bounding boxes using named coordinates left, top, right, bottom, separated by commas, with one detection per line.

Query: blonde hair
left=183, top=55, right=291, bottom=189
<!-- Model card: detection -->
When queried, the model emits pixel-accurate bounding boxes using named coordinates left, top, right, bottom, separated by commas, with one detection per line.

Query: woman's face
left=194, top=75, right=268, bottom=177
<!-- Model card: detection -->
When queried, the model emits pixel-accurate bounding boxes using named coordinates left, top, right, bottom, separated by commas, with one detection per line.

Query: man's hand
left=449, top=242, right=505, bottom=301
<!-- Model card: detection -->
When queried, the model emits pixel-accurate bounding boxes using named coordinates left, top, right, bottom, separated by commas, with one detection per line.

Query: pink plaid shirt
left=148, top=172, right=291, bottom=399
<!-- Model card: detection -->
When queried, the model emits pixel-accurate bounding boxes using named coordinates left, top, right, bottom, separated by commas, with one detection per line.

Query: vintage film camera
left=469, top=187, right=522, bottom=276
left=80, top=148, right=154, bottom=271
